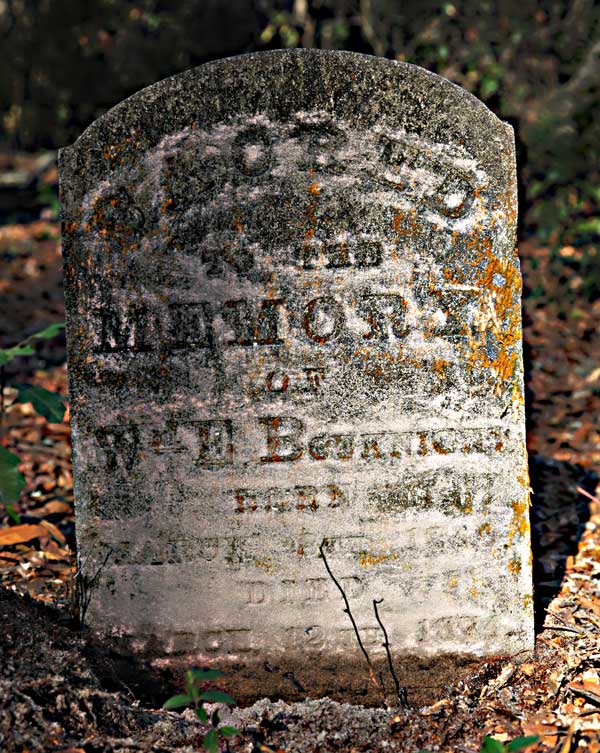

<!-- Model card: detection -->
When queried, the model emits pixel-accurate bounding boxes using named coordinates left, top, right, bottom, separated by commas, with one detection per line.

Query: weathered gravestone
left=60, top=49, right=533, bottom=704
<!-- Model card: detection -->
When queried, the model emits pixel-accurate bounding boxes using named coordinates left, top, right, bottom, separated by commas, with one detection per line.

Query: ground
left=1, top=212, right=599, bottom=751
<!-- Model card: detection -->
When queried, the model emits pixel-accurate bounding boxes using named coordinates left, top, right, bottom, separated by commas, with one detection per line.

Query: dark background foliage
left=2, top=0, right=600, bottom=257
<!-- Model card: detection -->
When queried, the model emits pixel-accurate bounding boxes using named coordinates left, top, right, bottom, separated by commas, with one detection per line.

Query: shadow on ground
left=528, top=453, right=596, bottom=633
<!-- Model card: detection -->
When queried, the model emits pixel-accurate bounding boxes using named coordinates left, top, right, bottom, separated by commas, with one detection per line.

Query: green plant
left=0, top=323, right=66, bottom=521
left=480, top=735, right=539, bottom=753
left=163, top=669, right=240, bottom=753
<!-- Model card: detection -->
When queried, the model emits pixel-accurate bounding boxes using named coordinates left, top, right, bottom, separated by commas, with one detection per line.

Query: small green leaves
left=30, top=323, right=65, bottom=340
left=0, top=446, right=26, bottom=504
left=203, top=728, right=218, bottom=753
left=162, top=666, right=238, bottom=752
left=0, top=323, right=65, bottom=367
left=163, top=693, right=193, bottom=709
left=14, top=384, right=66, bottom=423
left=195, top=706, right=208, bottom=723
left=480, top=736, right=539, bottom=753
left=481, top=738, right=507, bottom=753
left=506, top=737, right=540, bottom=752
left=199, top=690, right=236, bottom=705
left=220, top=726, right=240, bottom=738
left=5, top=503, right=22, bottom=523
left=0, top=345, right=34, bottom=367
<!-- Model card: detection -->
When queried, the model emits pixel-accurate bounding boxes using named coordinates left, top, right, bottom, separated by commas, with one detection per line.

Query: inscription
left=258, top=421, right=509, bottom=464
left=222, top=299, right=284, bottom=346
left=376, top=132, right=476, bottom=219
left=233, top=125, right=273, bottom=176
left=93, top=419, right=510, bottom=471
left=91, top=187, right=145, bottom=235
left=369, top=472, right=496, bottom=514
left=91, top=291, right=480, bottom=354
left=234, top=483, right=348, bottom=513
left=298, top=237, right=383, bottom=269
left=416, top=615, right=487, bottom=643
left=258, top=367, right=325, bottom=397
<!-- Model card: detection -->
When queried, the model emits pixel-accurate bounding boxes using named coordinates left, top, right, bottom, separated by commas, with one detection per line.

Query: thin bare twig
left=543, top=624, right=584, bottom=635
left=373, top=597, right=407, bottom=707
left=77, top=547, right=113, bottom=627
left=576, top=485, right=600, bottom=505
left=319, top=539, right=384, bottom=698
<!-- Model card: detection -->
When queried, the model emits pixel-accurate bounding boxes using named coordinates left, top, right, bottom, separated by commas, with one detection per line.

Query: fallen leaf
left=0, top=523, right=46, bottom=546
left=39, top=519, right=66, bottom=544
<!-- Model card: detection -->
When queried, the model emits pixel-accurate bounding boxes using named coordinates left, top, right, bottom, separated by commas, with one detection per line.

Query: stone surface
left=60, top=49, right=533, bottom=704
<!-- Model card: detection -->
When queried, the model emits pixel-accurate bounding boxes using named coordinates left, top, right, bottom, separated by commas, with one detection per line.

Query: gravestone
left=60, top=49, right=533, bottom=704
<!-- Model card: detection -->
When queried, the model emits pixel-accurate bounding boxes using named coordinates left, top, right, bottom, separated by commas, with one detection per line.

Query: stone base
left=102, top=634, right=530, bottom=707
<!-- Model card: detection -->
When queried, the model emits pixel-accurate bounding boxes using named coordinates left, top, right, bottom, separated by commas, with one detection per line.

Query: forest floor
left=0, top=214, right=599, bottom=752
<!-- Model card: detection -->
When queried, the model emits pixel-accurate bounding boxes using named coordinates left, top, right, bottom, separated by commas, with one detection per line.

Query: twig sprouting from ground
left=319, top=539, right=385, bottom=699
left=77, top=547, right=113, bottom=627
left=373, top=597, right=408, bottom=707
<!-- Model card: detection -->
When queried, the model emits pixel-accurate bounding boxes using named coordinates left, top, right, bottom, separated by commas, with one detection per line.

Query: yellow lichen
left=254, top=558, right=273, bottom=573
left=508, top=557, right=522, bottom=574
left=358, top=551, right=399, bottom=569
left=508, top=493, right=531, bottom=546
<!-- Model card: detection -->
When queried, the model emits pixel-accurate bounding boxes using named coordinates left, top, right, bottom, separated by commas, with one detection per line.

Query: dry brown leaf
left=33, top=500, right=71, bottom=516
left=568, top=681, right=600, bottom=705
left=0, top=524, right=47, bottom=546
left=39, top=519, right=66, bottom=544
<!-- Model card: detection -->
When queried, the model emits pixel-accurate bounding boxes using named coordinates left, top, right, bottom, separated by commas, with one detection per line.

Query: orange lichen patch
left=522, top=593, right=534, bottom=610
left=303, top=179, right=320, bottom=242
left=433, top=359, right=449, bottom=378
left=508, top=493, right=531, bottom=546
left=463, top=240, right=524, bottom=392
left=508, top=557, right=522, bottom=574
left=63, top=220, right=81, bottom=237
left=511, top=381, right=525, bottom=406
left=432, top=441, right=449, bottom=455
left=470, top=587, right=479, bottom=599
left=392, top=208, right=419, bottom=237
left=478, top=522, right=491, bottom=536
left=517, top=467, right=531, bottom=490
left=358, top=551, right=399, bottom=569
left=442, top=266, right=466, bottom=286
left=463, top=496, right=473, bottom=514
left=448, top=577, right=458, bottom=589
left=254, top=558, right=274, bottom=573
left=418, top=433, right=428, bottom=456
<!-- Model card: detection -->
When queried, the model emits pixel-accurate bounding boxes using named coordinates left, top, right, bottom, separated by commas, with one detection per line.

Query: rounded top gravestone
left=60, top=49, right=533, bottom=705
